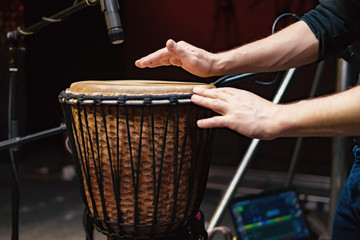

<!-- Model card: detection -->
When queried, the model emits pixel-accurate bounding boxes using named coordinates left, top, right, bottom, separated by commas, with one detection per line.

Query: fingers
left=191, top=91, right=228, bottom=115
left=197, top=116, right=228, bottom=129
left=193, top=87, right=237, bottom=102
left=191, top=87, right=242, bottom=129
left=135, top=48, right=172, bottom=68
left=135, top=39, right=181, bottom=68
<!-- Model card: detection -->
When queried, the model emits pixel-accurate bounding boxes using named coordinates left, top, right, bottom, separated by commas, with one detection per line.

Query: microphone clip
left=86, top=0, right=99, bottom=7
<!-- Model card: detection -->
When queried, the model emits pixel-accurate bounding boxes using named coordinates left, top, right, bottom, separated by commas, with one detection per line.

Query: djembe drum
left=59, top=80, right=215, bottom=239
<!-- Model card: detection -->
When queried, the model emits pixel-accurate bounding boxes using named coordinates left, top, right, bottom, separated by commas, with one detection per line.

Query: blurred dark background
left=0, top=0, right=343, bottom=176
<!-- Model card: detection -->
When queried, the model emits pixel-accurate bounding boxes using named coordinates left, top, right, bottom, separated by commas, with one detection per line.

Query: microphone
left=100, top=0, right=124, bottom=44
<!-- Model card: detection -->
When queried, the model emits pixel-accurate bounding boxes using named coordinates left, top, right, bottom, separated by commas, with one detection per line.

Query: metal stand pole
left=4, top=2, right=99, bottom=239
left=0, top=124, right=67, bottom=151
left=285, top=60, right=325, bottom=187
left=7, top=0, right=98, bottom=40
left=8, top=39, right=21, bottom=240
left=327, top=59, right=352, bottom=237
left=207, top=68, right=297, bottom=232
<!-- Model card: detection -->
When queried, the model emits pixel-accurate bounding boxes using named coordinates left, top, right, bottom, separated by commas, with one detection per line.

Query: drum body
left=59, top=80, right=214, bottom=239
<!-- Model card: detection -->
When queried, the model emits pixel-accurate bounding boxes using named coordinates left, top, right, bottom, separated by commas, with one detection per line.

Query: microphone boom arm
left=7, top=0, right=99, bottom=41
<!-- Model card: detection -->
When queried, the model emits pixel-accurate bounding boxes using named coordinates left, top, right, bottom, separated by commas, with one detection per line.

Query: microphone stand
left=7, top=0, right=99, bottom=41
left=5, top=1, right=99, bottom=239
left=0, top=124, right=67, bottom=151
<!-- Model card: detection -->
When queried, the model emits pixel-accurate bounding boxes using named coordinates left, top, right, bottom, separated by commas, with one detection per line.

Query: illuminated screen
left=229, top=190, right=310, bottom=240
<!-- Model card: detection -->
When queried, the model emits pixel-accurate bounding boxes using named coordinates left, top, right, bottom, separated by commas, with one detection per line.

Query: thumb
left=166, top=39, right=184, bottom=58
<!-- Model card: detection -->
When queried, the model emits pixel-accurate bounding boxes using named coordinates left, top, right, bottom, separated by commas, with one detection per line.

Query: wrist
left=265, top=104, right=292, bottom=139
left=210, top=50, right=244, bottom=76
left=211, top=46, right=259, bottom=76
left=207, top=52, right=226, bottom=76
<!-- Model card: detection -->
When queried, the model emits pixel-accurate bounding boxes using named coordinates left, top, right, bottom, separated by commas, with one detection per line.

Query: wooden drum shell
left=59, top=80, right=214, bottom=238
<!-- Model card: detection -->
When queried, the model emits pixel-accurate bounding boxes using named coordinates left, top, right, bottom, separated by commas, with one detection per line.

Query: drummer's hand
left=135, top=39, right=216, bottom=78
left=191, top=87, right=281, bottom=140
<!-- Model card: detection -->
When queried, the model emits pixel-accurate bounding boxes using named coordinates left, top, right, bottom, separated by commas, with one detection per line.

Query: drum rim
left=59, top=80, right=216, bottom=105
left=58, top=91, right=194, bottom=105
left=65, top=80, right=215, bottom=96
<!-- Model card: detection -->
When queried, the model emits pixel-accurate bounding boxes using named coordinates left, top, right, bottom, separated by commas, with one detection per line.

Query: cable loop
left=17, top=27, right=33, bottom=36
left=42, top=16, right=63, bottom=23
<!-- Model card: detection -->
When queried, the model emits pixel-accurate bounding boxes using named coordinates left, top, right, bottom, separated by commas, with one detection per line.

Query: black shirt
left=301, top=0, right=360, bottom=60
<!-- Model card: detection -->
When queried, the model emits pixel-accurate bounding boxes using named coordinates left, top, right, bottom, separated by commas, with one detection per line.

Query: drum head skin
left=66, top=80, right=215, bottom=96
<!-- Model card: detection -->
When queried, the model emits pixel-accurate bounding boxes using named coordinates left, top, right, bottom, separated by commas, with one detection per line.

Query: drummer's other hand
left=135, top=39, right=215, bottom=78
left=135, top=39, right=177, bottom=68
left=191, top=87, right=279, bottom=140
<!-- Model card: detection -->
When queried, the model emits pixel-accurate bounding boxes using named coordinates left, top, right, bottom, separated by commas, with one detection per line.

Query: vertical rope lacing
left=150, top=105, right=158, bottom=232
left=114, top=103, right=123, bottom=229
left=184, top=105, right=194, bottom=218
left=75, top=101, right=99, bottom=219
left=82, top=103, right=100, bottom=219
left=59, top=92, right=212, bottom=239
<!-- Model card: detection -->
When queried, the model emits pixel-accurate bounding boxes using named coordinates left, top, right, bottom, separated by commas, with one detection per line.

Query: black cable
left=271, top=12, right=300, bottom=34
left=211, top=72, right=264, bottom=87
left=213, top=13, right=300, bottom=87
left=252, top=13, right=299, bottom=86
left=254, top=71, right=285, bottom=86
left=254, top=12, right=300, bottom=86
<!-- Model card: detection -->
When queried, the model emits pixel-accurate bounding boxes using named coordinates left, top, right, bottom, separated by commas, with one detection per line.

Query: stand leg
left=10, top=149, right=20, bottom=240
left=285, top=60, right=325, bottom=188
left=327, top=59, right=353, bottom=237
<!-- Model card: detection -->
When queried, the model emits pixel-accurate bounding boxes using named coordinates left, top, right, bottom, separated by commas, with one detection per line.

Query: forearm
left=273, top=85, right=360, bottom=138
left=210, top=21, right=319, bottom=76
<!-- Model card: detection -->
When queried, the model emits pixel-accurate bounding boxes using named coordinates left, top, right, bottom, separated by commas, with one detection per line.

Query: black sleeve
left=300, top=0, right=360, bottom=61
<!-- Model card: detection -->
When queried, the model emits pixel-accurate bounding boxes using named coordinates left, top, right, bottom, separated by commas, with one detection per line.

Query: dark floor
left=0, top=138, right=332, bottom=240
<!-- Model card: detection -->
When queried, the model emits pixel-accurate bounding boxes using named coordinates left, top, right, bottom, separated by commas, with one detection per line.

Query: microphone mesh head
left=109, top=28, right=124, bottom=44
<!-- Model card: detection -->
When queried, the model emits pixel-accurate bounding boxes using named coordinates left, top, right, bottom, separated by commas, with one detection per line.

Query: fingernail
left=191, top=94, right=199, bottom=101
left=193, top=87, right=201, bottom=93
left=167, top=39, right=175, bottom=49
